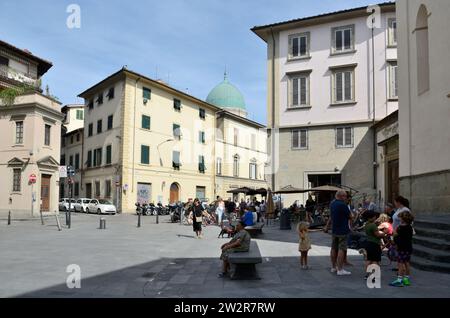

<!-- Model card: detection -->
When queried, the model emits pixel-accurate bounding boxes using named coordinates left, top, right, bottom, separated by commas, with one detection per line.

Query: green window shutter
left=142, top=115, right=151, bottom=130
left=141, top=145, right=150, bottom=164
left=143, top=87, right=151, bottom=100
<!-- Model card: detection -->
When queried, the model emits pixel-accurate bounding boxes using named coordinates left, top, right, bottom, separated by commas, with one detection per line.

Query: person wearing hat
left=218, top=221, right=251, bottom=278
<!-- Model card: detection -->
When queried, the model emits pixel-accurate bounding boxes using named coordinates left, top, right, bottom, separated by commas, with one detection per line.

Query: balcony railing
left=0, top=65, right=39, bottom=88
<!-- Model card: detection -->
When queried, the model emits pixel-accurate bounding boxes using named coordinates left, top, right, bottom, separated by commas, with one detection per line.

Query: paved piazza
left=1, top=213, right=449, bottom=298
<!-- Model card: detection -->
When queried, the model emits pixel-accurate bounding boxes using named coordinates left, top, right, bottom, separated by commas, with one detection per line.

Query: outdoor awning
left=308, top=185, right=344, bottom=192
left=273, top=185, right=308, bottom=194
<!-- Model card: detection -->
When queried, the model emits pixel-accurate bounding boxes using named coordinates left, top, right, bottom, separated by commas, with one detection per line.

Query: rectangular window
left=289, top=32, right=310, bottom=59
left=87, top=150, right=92, bottom=168
left=15, top=121, right=23, bottom=144
left=141, top=145, right=150, bottom=164
left=88, top=99, right=94, bottom=109
left=13, top=168, right=21, bottom=192
left=107, top=115, right=113, bottom=130
left=290, top=74, right=310, bottom=107
left=199, top=131, right=205, bottom=144
left=251, top=134, right=256, bottom=150
left=76, top=110, right=84, bottom=120
left=75, top=153, right=80, bottom=170
left=93, top=148, right=102, bottom=167
left=196, top=186, right=206, bottom=201
left=173, top=151, right=181, bottom=170
left=234, top=128, right=239, bottom=146
left=388, top=62, right=398, bottom=99
left=233, top=156, right=239, bottom=177
left=74, top=182, right=80, bottom=197
left=96, top=93, right=103, bottom=105
left=173, top=98, right=181, bottom=111
left=142, top=115, right=151, bottom=130
left=336, top=127, right=353, bottom=148
left=332, top=25, right=354, bottom=53
left=216, top=158, right=222, bottom=176
left=333, top=69, right=355, bottom=103
left=105, top=180, right=111, bottom=198
left=97, top=119, right=102, bottom=134
left=60, top=154, right=66, bottom=166
left=199, top=108, right=206, bottom=119
left=198, top=155, right=205, bottom=173
left=249, top=163, right=257, bottom=180
left=106, top=145, right=112, bottom=164
left=88, top=123, right=93, bottom=137
left=388, top=18, right=397, bottom=46
left=173, top=124, right=181, bottom=139
left=70, top=136, right=74, bottom=144
left=95, top=181, right=100, bottom=197
left=44, top=124, right=51, bottom=146
left=76, top=134, right=80, bottom=142
left=69, top=155, right=73, bottom=167
left=106, top=87, right=115, bottom=100
left=143, top=87, right=151, bottom=100
left=292, top=129, right=308, bottom=149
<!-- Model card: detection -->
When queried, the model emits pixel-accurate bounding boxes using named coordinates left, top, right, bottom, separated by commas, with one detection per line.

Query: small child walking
left=390, top=211, right=414, bottom=287
left=298, top=222, right=312, bottom=270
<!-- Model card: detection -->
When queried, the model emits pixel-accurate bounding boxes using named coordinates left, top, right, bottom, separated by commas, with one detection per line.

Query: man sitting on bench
left=218, top=221, right=251, bottom=278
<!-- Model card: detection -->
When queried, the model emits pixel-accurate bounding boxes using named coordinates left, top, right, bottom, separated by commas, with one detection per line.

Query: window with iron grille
left=336, top=127, right=353, bottom=148
left=13, top=168, right=21, bottom=192
left=292, top=129, right=308, bottom=150
left=15, top=121, right=23, bottom=144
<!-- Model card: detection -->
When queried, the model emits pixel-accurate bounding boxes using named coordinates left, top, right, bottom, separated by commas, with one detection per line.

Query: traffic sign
left=67, top=166, right=75, bottom=177
left=59, top=166, right=67, bottom=178
left=29, top=174, right=37, bottom=184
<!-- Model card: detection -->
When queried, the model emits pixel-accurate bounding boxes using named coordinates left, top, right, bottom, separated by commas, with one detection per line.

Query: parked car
left=86, top=199, right=117, bottom=215
left=74, top=198, right=91, bottom=213
left=59, top=198, right=76, bottom=211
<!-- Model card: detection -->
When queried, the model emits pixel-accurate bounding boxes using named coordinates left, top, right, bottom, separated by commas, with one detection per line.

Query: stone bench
left=228, top=241, right=262, bottom=280
left=245, top=222, right=264, bottom=237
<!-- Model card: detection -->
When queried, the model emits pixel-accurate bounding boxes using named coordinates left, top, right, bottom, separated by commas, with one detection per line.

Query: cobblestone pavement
left=1, top=213, right=449, bottom=298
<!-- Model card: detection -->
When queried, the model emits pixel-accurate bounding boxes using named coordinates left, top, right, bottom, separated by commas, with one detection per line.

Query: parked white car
left=86, top=199, right=117, bottom=215
left=74, top=198, right=91, bottom=213
left=59, top=198, right=76, bottom=211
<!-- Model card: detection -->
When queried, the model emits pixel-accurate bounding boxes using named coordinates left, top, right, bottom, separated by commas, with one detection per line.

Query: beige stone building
left=73, top=68, right=267, bottom=213
left=397, top=0, right=450, bottom=214
left=0, top=40, right=63, bottom=218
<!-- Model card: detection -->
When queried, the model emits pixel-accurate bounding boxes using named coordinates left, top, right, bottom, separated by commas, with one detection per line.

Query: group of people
left=215, top=196, right=267, bottom=226
left=312, top=190, right=415, bottom=287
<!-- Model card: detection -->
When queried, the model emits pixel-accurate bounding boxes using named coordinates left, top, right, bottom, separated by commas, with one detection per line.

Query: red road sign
left=29, top=174, right=37, bottom=184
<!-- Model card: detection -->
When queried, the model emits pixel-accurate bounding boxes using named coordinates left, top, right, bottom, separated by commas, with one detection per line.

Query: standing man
left=329, top=190, right=352, bottom=276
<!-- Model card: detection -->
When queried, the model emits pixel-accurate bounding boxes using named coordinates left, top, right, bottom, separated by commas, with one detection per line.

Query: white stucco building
left=397, top=0, right=450, bottom=214
left=252, top=3, right=398, bottom=205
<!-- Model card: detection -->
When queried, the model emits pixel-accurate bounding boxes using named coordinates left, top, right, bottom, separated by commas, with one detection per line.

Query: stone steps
left=411, top=217, right=450, bottom=274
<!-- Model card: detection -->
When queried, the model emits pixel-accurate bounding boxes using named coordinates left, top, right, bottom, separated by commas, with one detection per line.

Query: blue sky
left=0, top=0, right=380, bottom=124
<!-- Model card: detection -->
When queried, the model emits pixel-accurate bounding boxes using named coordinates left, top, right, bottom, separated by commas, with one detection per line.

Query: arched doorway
left=169, top=183, right=180, bottom=203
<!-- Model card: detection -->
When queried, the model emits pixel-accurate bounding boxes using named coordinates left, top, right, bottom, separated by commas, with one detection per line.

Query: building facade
left=61, top=104, right=84, bottom=133
left=397, top=0, right=450, bottom=214
left=0, top=40, right=63, bottom=218
left=252, top=3, right=398, bottom=205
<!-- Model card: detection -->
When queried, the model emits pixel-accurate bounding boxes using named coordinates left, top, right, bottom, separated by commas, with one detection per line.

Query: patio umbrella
left=273, top=185, right=307, bottom=194
left=226, top=187, right=253, bottom=194
left=309, top=185, right=344, bottom=192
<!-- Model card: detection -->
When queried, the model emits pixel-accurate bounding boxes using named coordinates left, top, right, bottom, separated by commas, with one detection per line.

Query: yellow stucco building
left=75, top=68, right=267, bottom=213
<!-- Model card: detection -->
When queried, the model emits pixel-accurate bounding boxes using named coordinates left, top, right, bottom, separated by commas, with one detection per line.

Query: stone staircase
left=411, top=216, right=450, bottom=274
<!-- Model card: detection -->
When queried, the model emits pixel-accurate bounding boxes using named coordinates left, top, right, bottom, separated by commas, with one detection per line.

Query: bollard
left=40, top=210, right=45, bottom=226
left=7, top=211, right=11, bottom=225
left=55, top=214, right=62, bottom=231
left=99, top=217, right=106, bottom=229
left=137, top=213, right=141, bottom=228
left=156, top=212, right=159, bottom=224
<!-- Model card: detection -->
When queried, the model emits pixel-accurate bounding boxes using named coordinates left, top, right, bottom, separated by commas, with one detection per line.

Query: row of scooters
left=135, top=202, right=187, bottom=223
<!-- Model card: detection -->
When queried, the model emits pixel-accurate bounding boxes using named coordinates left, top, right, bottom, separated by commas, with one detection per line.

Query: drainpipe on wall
left=270, top=27, right=276, bottom=192
left=131, top=77, right=141, bottom=193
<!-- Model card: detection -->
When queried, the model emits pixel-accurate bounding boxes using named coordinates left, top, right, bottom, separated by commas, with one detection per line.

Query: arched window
left=416, top=4, right=430, bottom=94
left=233, top=155, right=240, bottom=177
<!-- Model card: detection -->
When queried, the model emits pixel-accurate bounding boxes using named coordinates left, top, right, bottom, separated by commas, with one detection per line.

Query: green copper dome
left=206, top=73, right=246, bottom=110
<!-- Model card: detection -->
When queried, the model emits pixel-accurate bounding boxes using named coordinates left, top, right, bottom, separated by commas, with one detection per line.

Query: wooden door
left=86, top=183, right=92, bottom=198
left=40, top=174, right=51, bottom=211
left=169, top=183, right=179, bottom=203
left=387, top=159, right=399, bottom=204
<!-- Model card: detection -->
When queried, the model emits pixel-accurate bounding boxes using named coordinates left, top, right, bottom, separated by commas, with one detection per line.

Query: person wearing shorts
left=329, top=190, right=352, bottom=276
left=390, top=211, right=414, bottom=287
left=363, top=211, right=386, bottom=280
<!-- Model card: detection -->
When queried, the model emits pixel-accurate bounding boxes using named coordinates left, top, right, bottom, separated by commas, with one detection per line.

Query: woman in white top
left=216, top=198, right=225, bottom=226
left=392, top=196, right=411, bottom=231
